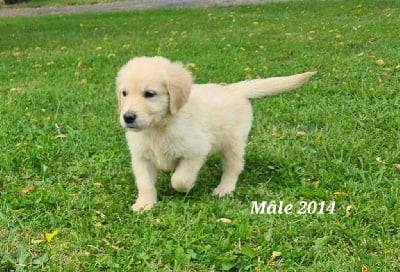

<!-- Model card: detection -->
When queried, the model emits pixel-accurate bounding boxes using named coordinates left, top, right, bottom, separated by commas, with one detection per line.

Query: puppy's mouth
left=126, top=124, right=146, bottom=132
left=125, top=123, right=140, bottom=129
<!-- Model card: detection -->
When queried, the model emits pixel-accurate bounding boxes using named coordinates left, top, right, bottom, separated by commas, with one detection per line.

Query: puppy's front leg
left=131, top=159, right=158, bottom=212
left=171, top=157, right=205, bottom=193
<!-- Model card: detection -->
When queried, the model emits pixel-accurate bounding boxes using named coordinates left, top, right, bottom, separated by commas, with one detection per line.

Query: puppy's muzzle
left=123, top=112, right=137, bottom=125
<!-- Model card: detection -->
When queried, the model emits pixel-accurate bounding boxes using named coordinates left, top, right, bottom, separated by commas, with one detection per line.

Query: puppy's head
left=116, top=56, right=192, bottom=131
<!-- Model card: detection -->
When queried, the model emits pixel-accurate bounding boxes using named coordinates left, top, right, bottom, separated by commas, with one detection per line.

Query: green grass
left=0, top=0, right=128, bottom=8
left=1, top=0, right=399, bottom=270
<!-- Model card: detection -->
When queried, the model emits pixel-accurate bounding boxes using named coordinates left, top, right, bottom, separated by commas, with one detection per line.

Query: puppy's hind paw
left=131, top=200, right=156, bottom=212
left=212, top=184, right=235, bottom=197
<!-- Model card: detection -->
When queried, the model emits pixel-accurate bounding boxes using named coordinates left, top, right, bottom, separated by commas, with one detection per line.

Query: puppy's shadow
left=158, top=154, right=292, bottom=200
left=241, top=155, right=284, bottom=183
left=238, top=155, right=289, bottom=197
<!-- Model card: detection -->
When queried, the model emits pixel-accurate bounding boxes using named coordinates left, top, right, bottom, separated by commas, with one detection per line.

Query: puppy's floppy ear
left=116, top=91, right=121, bottom=114
left=115, top=76, right=122, bottom=114
left=167, top=61, right=192, bottom=115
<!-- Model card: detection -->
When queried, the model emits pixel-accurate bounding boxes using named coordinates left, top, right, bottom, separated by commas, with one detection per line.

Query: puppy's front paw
left=131, top=199, right=156, bottom=212
left=212, top=184, right=235, bottom=197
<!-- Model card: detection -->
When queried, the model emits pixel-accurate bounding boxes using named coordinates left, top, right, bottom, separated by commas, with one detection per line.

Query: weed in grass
left=1, top=0, right=400, bottom=270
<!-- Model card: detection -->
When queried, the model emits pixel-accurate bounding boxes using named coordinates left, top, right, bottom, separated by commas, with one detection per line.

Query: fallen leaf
left=10, top=208, right=26, bottom=214
left=376, top=157, right=386, bottom=164
left=95, top=222, right=104, bottom=228
left=94, top=182, right=104, bottom=188
left=333, top=192, right=349, bottom=197
left=362, top=264, right=368, bottom=272
left=217, top=218, right=232, bottom=223
left=270, top=251, right=282, bottom=260
left=393, top=163, right=400, bottom=169
left=54, top=134, right=67, bottom=139
left=314, top=131, right=323, bottom=143
left=77, top=60, right=84, bottom=68
left=96, top=211, right=107, bottom=219
left=296, top=131, right=306, bottom=137
left=269, top=251, right=282, bottom=267
left=185, top=62, right=196, bottom=69
left=22, top=185, right=36, bottom=194
left=55, top=122, right=65, bottom=128
left=102, top=239, right=119, bottom=250
left=31, top=239, right=45, bottom=244
left=10, top=86, right=23, bottom=92
left=111, top=244, right=119, bottom=250
left=310, top=177, right=319, bottom=183
left=345, top=205, right=352, bottom=217
left=376, top=59, right=385, bottom=65
left=45, top=229, right=59, bottom=242
left=13, top=142, right=27, bottom=149
left=12, top=51, right=21, bottom=57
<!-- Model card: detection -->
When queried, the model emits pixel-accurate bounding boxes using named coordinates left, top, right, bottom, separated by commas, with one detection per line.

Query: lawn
left=0, top=0, right=399, bottom=270
left=0, top=0, right=125, bottom=8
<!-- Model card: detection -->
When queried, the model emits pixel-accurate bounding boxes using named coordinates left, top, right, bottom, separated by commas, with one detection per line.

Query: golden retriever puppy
left=116, top=56, right=314, bottom=211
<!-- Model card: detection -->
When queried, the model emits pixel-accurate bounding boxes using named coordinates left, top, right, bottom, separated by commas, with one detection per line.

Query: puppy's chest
left=128, top=132, right=183, bottom=170
left=146, top=137, right=180, bottom=170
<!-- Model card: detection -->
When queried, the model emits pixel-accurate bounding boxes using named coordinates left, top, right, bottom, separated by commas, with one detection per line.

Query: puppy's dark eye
left=122, top=90, right=127, bottom=97
left=144, top=90, right=156, bottom=98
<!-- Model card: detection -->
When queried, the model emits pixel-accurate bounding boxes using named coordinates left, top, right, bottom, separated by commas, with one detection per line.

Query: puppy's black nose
left=123, top=112, right=137, bottom=124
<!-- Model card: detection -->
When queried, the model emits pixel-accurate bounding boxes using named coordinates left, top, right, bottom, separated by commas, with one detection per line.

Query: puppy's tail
left=230, top=71, right=315, bottom=99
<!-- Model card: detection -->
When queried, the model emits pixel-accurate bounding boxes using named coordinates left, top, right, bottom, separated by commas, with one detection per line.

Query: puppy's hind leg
left=213, top=143, right=245, bottom=197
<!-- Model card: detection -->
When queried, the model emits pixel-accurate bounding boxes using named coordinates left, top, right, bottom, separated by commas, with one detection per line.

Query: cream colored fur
left=116, top=56, right=315, bottom=211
